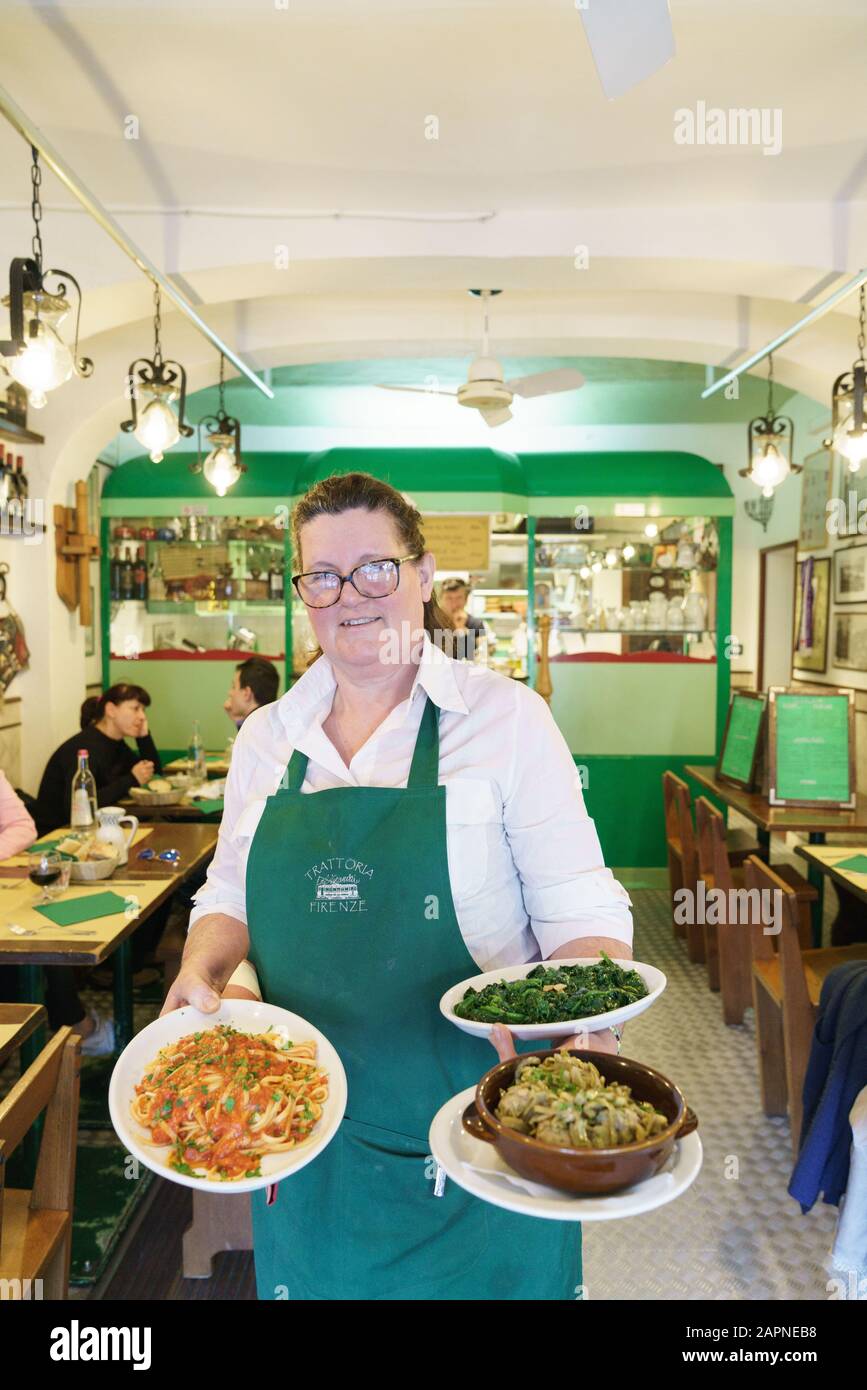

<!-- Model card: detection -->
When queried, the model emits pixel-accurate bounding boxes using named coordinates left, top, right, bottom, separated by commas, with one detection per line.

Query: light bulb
left=749, top=440, right=789, bottom=492
left=644, top=522, right=659, bottom=539
left=835, top=414, right=867, bottom=471
left=622, top=543, right=636, bottom=561
left=135, top=395, right=180, bottom=463
left=203, top=442, right=241, bottom=498
left=604, top=548, right=618, bottom=568
left=7, top=317, right=73, bottom=407
left=579, top=565, right=591, bottom=580
left=762, top=485, right=774, bottom=499
left=591, top=560, right=603, bottom=573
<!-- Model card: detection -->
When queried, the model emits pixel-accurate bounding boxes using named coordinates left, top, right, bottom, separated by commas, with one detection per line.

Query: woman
left=168, top=472, right=635, bottom=1301
left=33, top=684, right=163, bottom=1053
left=35, top=684, right=161, bottom=836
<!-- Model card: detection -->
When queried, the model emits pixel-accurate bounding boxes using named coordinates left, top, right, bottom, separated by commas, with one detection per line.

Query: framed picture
left=834, top=451, right=867, bottom=536
left=793, top=556, right=830, bottom=674
left=798, top=448, right=833, bottom=551
left=834, top=610, right=867, bottom=672
left=834, top=543, right=867, bottom=604
left=768, top=686, right=855, bottom=808
left=716, top=690, right=766, bottom=791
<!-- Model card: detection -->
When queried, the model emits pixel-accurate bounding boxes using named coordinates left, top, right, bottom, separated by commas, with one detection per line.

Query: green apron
left=246, top=694, right=582, bottom=1300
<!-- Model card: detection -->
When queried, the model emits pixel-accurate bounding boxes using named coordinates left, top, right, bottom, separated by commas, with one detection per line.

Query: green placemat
left=192, top=798, right=224, bottom=815
left=34, top=890, right=130, bottom=926
left=833, top=854, right=867, bottom=874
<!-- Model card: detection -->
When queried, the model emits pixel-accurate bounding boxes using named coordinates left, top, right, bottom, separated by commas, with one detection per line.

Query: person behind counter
left=165, top=470, right=635, bottom=1302
left=223, top=657, right=280, bottom=728
left=34, top=683, right=161, bottom=836
left=438, top=576, right=487, bottom=661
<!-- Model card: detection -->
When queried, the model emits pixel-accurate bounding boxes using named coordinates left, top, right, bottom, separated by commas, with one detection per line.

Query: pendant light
left=827, top=287, right=867, bottom=472
left=740, top=353, right=798, bottom=498
left=0, top=146, right=92, bottom=409
left=121, top=283, right=193, bottom=461
left=189, top=354, right=245, bottom=497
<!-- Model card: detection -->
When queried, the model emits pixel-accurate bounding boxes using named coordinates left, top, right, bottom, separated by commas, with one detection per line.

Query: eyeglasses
left=291, top=555, right=421, bottom=609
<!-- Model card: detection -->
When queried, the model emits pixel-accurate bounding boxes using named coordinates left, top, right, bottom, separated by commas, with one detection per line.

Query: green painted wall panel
left=579, top=756, right=719, bottom=868
left=108, top=658, right=286, bottom=752
left=552, top=663, right=718, bottom=755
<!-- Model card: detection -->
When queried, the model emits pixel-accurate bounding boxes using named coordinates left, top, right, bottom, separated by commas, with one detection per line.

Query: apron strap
left=406, top=695, right=440, bottom=789
left=279, top=694, right=441, bottom=793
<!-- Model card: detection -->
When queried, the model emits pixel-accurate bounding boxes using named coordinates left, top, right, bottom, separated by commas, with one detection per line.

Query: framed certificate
left=768, top=687, right=856, bottom=808
left=717, top=690, right=766, bottom=791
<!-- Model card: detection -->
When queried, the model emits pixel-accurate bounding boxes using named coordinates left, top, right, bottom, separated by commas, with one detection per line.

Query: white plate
left=108, top=998, right=347, bottom=1194
left=429, top=1086, right=702, bottom=1222
left=439, top=957, right=666, bottom=1041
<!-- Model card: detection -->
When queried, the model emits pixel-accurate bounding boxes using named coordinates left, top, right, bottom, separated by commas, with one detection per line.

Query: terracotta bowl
left=462, top=1048, right=698, bottom=1196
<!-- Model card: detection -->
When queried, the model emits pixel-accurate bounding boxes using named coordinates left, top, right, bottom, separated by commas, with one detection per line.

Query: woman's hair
left=80, top=683, right=151, bottom=730
left=291, top=472, right=454, bottom=663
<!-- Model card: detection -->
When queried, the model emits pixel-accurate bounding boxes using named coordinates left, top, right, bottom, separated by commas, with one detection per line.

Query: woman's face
left=298, top=508, right=435, bottom=672
left=108, top=698, right=148, bottom=738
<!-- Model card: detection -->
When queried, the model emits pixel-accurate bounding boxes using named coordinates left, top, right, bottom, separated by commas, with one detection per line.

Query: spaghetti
left=131, top=1024, right=329, bottom=1181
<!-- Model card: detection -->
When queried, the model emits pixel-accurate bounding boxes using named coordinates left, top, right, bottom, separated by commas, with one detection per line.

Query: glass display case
left=107, top=513, right=287, bottom=661
left=532, top=515, right=718, bottom=662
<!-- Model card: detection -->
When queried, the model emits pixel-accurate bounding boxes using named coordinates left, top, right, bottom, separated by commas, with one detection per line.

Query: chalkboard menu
left=717, top=691, right=766, bottom=789
left=769, top=688, right=856, bottom=807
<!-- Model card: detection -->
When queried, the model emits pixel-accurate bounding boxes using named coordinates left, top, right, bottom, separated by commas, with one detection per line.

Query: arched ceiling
left=1, top=0, right=866, bottom=432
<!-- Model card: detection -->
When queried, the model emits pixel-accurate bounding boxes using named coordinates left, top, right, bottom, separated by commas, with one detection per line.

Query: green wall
left=108, top=657, right=287, bottom=753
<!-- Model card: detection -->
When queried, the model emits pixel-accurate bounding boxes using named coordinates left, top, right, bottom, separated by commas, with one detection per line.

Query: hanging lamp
left=121, top=283, right=193, bottom=462
left=0, top=146, right=92, bottom=409
left=827, top=286, right=867, bottom=472
left=740, top=353, right=798, bottom=498
left=189, top=354, right=245, bottom=497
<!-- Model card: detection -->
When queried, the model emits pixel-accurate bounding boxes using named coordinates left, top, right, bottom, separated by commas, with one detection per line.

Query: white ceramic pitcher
left=96, top=807, right=139, bottom=865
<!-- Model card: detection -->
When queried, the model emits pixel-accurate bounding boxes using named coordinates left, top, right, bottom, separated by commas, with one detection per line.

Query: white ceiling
left=1, top=0, right=866, bottom=431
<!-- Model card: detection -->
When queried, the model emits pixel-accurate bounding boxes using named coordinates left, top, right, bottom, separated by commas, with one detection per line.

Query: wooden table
left=163, top=754, right=230, bottom=778
left=685, top=764, right=867, bottom=943
left=0, top=1002, right=46, bottom=1068
left=795, top=844, right=867, bottom=907
left=0, top=823, right=218, bottom=1054
left=121, top=796, right=223, bottom=823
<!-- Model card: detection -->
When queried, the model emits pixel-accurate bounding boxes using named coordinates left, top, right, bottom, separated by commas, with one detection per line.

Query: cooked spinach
left=453, top=953, right=647, bottom=1024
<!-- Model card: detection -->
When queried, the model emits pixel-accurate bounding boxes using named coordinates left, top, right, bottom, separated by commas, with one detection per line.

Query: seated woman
left=35, top=683, right=161, bottom=835
left=0, top=768, right=111, bottom=1055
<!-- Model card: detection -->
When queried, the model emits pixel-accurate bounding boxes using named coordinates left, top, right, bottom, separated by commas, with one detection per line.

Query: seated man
left=223, top=656, right=280, bottom=729
left=35, top=682, right=161, bottom=836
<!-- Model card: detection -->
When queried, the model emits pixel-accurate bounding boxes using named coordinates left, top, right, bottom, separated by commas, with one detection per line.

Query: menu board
left=421, top=515, right=490, bottom=571
left=770, top=690, right=854, bottom=807
left=718, top=692, right=765, bottom=788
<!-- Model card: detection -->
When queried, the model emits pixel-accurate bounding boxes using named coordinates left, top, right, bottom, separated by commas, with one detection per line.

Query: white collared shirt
left=189, top=635, right=633, bottom=969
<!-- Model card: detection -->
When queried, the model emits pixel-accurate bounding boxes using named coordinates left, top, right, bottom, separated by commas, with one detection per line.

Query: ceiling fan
left=579, top=0, right=675, bottom=101
left=376, top=290, right=586, bottom=428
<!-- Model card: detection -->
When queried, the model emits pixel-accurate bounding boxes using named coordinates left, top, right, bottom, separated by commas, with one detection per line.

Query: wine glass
left=29, top=851, right=63, bottom=904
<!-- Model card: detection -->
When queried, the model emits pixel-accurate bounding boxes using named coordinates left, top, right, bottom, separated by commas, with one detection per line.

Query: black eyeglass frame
left=290, top=554, right=423, bottom=608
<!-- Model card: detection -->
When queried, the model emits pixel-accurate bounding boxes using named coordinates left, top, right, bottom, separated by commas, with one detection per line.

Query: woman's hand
left=488, top=1023, right=619, bottom=1063
left=132, top=759, right=155, bottom=786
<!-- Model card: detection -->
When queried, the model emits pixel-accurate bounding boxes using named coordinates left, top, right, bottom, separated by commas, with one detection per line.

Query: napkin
left=833, top=854, right=867, bottom=875
left=193, top=798, right=224, bottom=815
left=34, top=890, right=131, bottom=926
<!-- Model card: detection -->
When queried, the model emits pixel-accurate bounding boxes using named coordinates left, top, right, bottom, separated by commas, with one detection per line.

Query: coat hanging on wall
left=54, top=479, right=99, bottom=625
left=0, top=563, right=30, bottom=694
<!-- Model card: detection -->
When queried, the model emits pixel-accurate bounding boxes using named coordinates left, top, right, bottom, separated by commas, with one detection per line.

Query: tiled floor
left=582, top=889, right=841, bottom=1301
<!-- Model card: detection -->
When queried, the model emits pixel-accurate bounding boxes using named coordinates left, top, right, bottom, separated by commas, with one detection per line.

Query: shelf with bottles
left=108, top=515, right=287, bottom=610
left=0, top=443, right=35, bottom=532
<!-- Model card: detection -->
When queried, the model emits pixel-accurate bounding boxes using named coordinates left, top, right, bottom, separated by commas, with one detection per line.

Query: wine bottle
left=15, top=455, right=28, bottom=505
left=188, top=719, right=207, bottom=781
left=109, top=545, right=122, bottom=601
left=120, top=546, right=135, bottom=600
left=268, top=560, right=284, bottom=600
left=133, top=545, right=148, bottom=600
left=70, top=750, right=98, bottom=828
left=0, top=446, right=10, bottom=509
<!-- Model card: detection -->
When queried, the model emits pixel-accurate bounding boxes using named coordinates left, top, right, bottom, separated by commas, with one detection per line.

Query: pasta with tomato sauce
left=131, top=1024, right=329, bottom=1181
